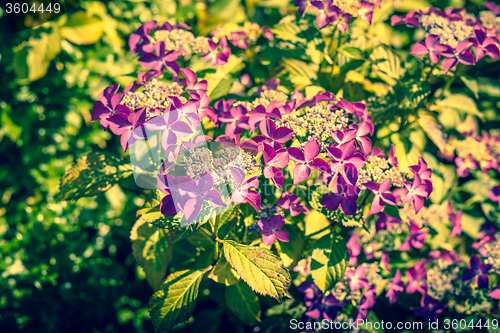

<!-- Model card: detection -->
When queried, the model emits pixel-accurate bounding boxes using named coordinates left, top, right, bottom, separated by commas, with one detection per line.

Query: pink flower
left=403, top=175, right=428, bottom=214
left=448, top=202, right=462, bottom=237
left=288, top=140, right=330, bottom=184
left=441, top=41, right=475, bottom=73
left=386, top=269, right=404, bottom=304
left=258, top=216, right=289, bottom=246
left=139, top=42, right=181, bottom=76
left=345, top=265, right=370, bottom=290
left=229, top=167, right=261, bottom=212
left=399, top=221, right=429, bottom=251
left=276, top=192, right=310, bottom=217
left=410, top=35, right=448, bottom=63
left=363, top=179, right=397, bottom=214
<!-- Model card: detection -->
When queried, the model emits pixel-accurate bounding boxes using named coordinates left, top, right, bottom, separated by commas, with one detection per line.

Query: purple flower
left=288, top=140, right=330, bottom=185
left=462, top=255, right=492, bottom=289
left=262, top=26, right=274, bottom=41
left=357, top=1, right=375, bottom=25
left=381, top=252, right=391, bottom=273
left=263, top=143, right=289, bottom=189
left=180, top=68, right=208, bottom=97
left=258, top=216, right=289, bottom=246
left=330, top=11, right=352, bottom=32
left=447, top=202, right=462, bottom=237
left=248, top=102, right=282, bottom=132
left=229, top=166, right=261, bottom=212
left=408, top=157, right=432, bottom=198
left=256, top=119, right=294, bottom=151
left=321, top=294, right=343, bottom=321
left=177, top=173, right=227, bottom=223
left=298, top=281, right=323, bottom=307
left=363, top=179, right=397, bottom=215
left=413, top=294, right=447, bottom=321
left=346, top=234, right=361, bottom=266
left=399, top=221, right=429, bottom=251
left=276, top=192, right=310, bottom=217
left=320, top=174, right=360, bottom=215
left=92, top=84, right=131, bottom=130
left=294, top=0, right=310, bottom=17
left=201, top=38, right=230, bottom=67
left=219, top=105, right=250, bottom=137
left=355, top=286, right=376, bottom=321
left=402, top=175, right=428, bottom=214
left=389, top=144, right=398, bottom=167
left=441, top=41, right=475, bottom=73
left=345, top=265, right=370, bottom=290
left=108, top=106, right=148, bottom=152
left=488, top=286, right=500, bottom=299
left=470, top=29, right=500, bottom=62
left=489, top=185, right=500, bottom=206
left=386, top=269, right=404, bottom=304
left=485, top=1, right=500, bottom=15
left=410, top=35, right=448, bottom=63
left=139, top=41, right=181, bottom=76
left=406, top=264, right=427, bottom=294
left=230, top=31, right=248, bottom=49
left=310, top=0, right=338, bottom=29
left=455, top=155, right=478, bottom=177
left=128, top=20, right=157, bottom=56
left=326, top=141, right=365, bottom=186
left=146, top=110, right=193, bottom=151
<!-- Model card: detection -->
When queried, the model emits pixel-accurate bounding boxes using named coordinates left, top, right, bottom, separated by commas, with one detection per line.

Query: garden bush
left=2, top=0, right=500, bottom=332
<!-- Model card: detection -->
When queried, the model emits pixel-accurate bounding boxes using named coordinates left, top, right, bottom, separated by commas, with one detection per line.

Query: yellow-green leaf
left=55, top=152, right=133, bottom=201
left=61, top=12, right=104, bottom=45
left=149, top=268, right=209, bottom=333
left=225, top=281, right=261, bottom=324
left=310, top=233, right=348, bottom=292
left=131, top=218, right=174, bottom=290
left=223, top=240, right=291, bottom=301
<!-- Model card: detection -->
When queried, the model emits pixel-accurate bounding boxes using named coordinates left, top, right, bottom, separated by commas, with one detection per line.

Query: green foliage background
left=1, top=0, right=500, bottom=332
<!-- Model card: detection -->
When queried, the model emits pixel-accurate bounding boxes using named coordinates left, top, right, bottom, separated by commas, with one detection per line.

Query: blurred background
left=0, top=0, right=489, bottom=332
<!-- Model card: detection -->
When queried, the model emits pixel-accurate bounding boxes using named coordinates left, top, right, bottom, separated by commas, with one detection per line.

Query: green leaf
left=61, top=12, right=104, bottom=45
left=310, top=233, right=348, bottom=292
left=400, top=80, right=430, bottom=111
left=477, top=77, right=500, bottom=98
left=435, top=94, right=482, bottom=118
left=131, top=218, right=174, bottom=290
left=271, top=15, right=307, bottom=44
left=149, top=268, right=209, bottom=333
left=206, top=55, right=245, bottom=100
left=223, top=240, right=291, bottom=301
left=55, top=152, right=133, bottom=201
left=383, top=204, right=402, bottom=221
left=13, top=25, right=61, bottom=81
left=278, top=224, right=304, bottom=267
left=460, top=75, right=479, bottom=99
left=417, top=112, right=447, bottom=153
left=217, top=205, right=239, bottom=239
left=208, top=256, right=240, bottom=286
left=225, top=281, right=261, bottom=324
left=279, top=58, right=318, bottom=90
left=338, top=46, right=363, bottom=60
left=369, top=45, right=405, bottom=85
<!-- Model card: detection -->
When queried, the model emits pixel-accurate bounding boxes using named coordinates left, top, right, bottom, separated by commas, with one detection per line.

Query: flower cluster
left=392, top=5, right=500, bottom=72
left=296, top=0, right=381, bottom=31
left=447, top=130, right=500, bottom=177
left=129, top=20, right=231, bottom=73
left=211, top=21, right=274, bottom=49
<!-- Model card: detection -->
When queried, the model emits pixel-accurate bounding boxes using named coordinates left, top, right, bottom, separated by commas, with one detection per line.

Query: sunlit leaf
left=223, top=240, right=291, bottom=301
left=55, top=152, right=133, bottom=201
left=149, top=268, right=209, bottom=333
left=225, top=281, right=261, bottom=324
left=131, top=218, right=174, bottom=290
left=310, top=233, right=348, bottom=292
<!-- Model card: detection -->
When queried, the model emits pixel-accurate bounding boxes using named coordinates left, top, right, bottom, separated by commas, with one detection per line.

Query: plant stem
left=331, top=30, right=342, bottom=76
left=213, top=212, right=221, bottom=261
left=425, top=62, right=438, bottom=80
